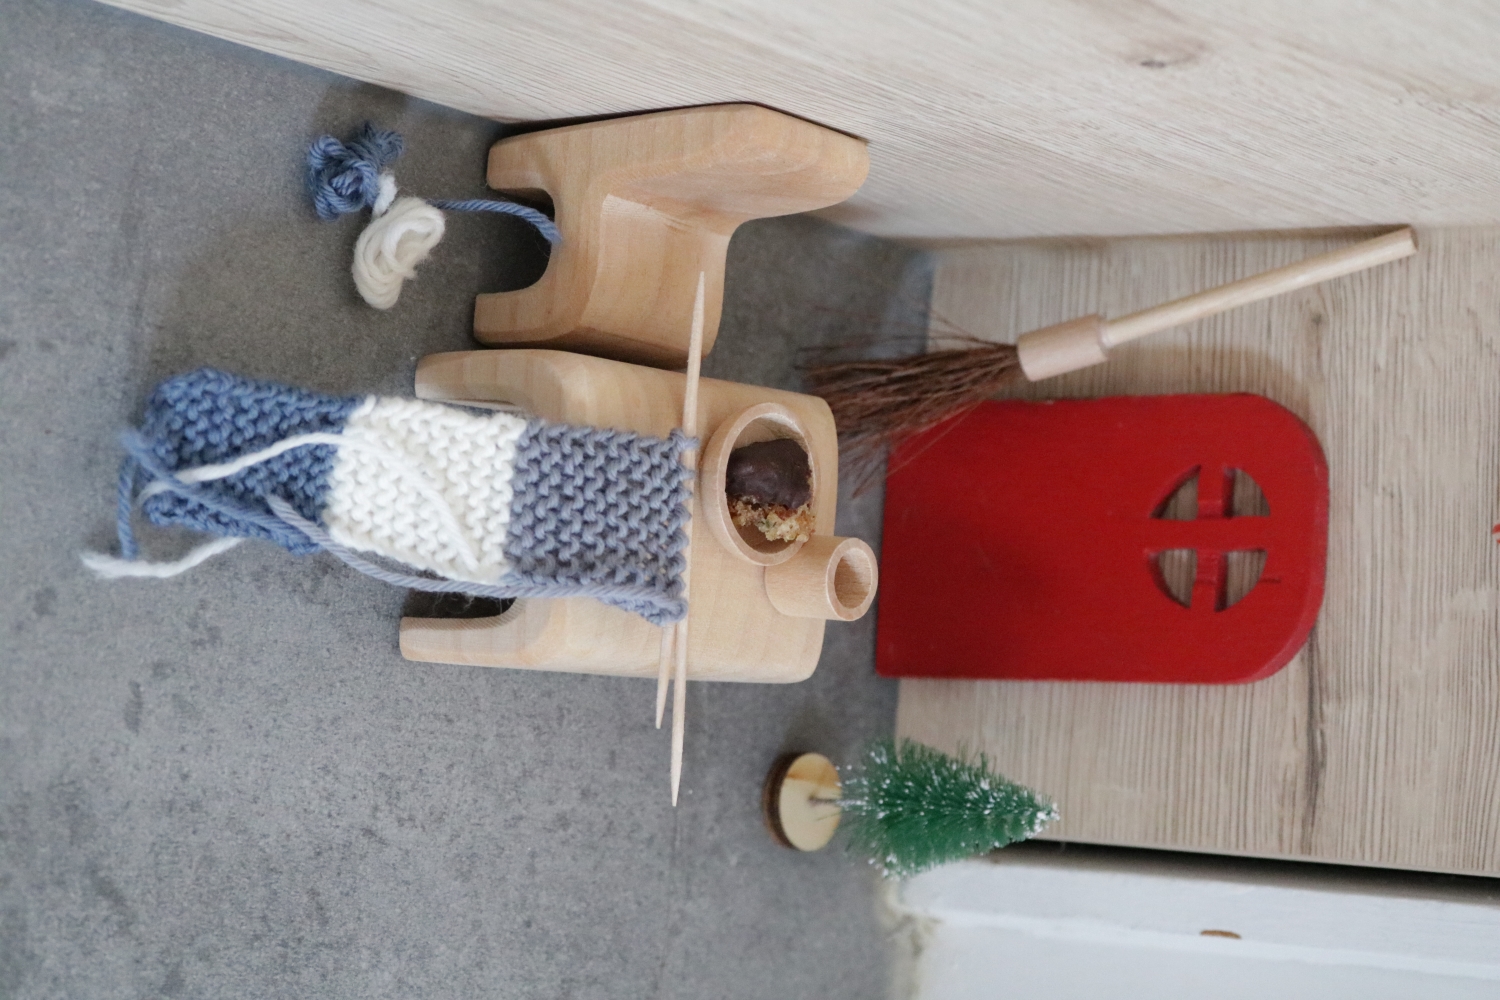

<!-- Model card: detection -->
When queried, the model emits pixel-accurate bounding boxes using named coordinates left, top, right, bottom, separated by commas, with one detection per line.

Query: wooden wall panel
left=103, top=0, right=1500, bottom=240
left=896, top=228, right=1500, bottom=874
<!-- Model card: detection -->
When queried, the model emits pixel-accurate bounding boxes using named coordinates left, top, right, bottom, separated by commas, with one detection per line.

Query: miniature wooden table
left=400, top=348, right=865, bottom=684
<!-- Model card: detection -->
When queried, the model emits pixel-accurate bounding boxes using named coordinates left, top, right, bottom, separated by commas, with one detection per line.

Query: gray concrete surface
left=0, top=2, right=930, bottom=997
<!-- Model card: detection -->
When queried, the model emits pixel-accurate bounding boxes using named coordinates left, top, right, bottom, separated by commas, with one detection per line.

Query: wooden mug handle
left=763, top=535, right=878, bottom=621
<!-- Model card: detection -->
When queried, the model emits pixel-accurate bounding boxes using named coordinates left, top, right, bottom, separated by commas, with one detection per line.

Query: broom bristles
left=804, top=340, right=1023, bottom=473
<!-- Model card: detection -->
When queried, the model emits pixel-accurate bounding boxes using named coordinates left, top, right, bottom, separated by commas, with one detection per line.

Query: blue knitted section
left=502, top=422, right=694, bottom=626
left=306, top=122, right=403, bottom=220
left=136, top=369, right=360, bottom=554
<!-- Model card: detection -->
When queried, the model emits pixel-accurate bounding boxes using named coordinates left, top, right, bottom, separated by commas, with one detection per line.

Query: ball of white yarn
left=352, top=195, right=446, bottom=310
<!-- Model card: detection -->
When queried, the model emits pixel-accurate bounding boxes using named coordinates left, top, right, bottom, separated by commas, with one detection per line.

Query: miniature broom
left=807, top=228, right=1417, bottom=461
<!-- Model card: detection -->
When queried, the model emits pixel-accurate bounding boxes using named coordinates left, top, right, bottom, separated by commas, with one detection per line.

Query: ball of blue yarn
left=306, top=122, right=404, bottom=221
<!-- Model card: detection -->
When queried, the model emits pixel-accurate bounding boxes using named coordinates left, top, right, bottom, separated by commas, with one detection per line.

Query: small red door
left=876, top=394, right=1328, bottom=683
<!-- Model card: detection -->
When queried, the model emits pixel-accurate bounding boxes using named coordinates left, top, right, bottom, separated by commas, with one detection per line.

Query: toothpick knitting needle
left=654, top=283, right=705, bottom=728
left=655, top=627, right=673, bottom=728
left=656, top=277, right=706, bottom=731
left=670, top=273, right=706, bottom=806
left=655, top=274, right=707, bottom=723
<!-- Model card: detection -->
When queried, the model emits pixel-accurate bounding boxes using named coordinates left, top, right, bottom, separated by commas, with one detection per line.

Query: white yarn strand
left=352, top=196, right=446, bottom=309
left=371, top=172, right=399, bottom=216
left=81, top=537, right=244, bottom=580
left=167, top=431, right=354, bottom=483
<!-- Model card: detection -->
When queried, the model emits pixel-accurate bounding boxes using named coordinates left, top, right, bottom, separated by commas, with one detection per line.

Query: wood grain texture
left=102, top=0, right=1500, bottom=240
left=897, top=227, right=1500, bottom=875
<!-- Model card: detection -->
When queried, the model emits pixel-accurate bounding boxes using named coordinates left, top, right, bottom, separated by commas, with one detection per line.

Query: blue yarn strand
left=115, top=456, right=139, bottom=560
left=306, top=122, right=404, bottom=221
left=306, top=124, right=560, bottom=244
left=429, top=199, right=562, bottom=245
left=266, top=497, right=680, bottom=614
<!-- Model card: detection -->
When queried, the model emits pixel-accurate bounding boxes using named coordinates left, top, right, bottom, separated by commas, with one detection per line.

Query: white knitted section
left=322, top=397, right=528, bottom=583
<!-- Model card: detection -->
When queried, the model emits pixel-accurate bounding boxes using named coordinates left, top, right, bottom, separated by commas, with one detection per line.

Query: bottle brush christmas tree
left=840, top=738, right=1058, bottom=878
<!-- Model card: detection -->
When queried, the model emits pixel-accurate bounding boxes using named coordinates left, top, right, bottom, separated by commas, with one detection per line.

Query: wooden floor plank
left=897, top=228, right=1500, bottom=875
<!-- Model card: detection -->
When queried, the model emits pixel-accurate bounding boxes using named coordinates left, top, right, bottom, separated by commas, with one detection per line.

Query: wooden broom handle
left=1016, top=228, right=1417, bottom=381
left=1103, top=227, right=1416, bottom=348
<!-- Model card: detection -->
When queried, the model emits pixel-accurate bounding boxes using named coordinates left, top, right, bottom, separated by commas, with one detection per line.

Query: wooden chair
left=473, top=105, right=869, bottom=367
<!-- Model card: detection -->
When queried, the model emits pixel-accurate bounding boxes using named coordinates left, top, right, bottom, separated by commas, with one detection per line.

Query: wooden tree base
left=762, top=752, right=842, bottom=852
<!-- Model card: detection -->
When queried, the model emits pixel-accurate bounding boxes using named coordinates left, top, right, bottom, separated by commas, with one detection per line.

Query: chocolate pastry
left=725, top=438, right=814, bottom=544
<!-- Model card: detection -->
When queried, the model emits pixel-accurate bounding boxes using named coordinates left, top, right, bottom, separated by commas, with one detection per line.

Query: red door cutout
left=876, top=395, right=1328, bottom=683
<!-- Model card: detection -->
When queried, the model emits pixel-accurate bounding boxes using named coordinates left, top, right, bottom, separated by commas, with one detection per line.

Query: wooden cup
left=699, top=402, right=818, bottom=567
